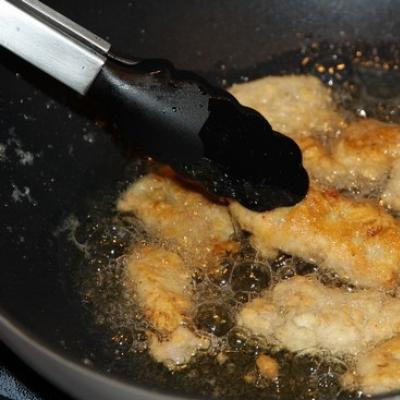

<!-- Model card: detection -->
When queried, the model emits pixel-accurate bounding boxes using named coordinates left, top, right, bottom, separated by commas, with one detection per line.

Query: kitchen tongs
left=0, top=0, right=309, bottom=211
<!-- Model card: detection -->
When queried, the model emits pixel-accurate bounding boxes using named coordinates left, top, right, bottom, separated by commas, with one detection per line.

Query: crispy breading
left=334, top=119, right=400, bottom=210
left=229, top=75, right=343, bottom=139
left=342, top=336, right=400, bottom=396
left=381, top=159, right=400, bottom=211
left=117, top=169, right=236, bottom=267
left=230, top=186, right=400, bottom=289
left=298, top=120, right=400, bottom=210
left=125, top=245, right=208, bottom=368
left=125, top=245, right=192, bottom=334
left=296, top=136, right=348, bottom=188
left=148, top=327, right=209, bottom=370
left=237, top=276, right=400, bottom=355
left=333, top=119, right=400, bottom=183
left=299, top=119, right=400, bottom=188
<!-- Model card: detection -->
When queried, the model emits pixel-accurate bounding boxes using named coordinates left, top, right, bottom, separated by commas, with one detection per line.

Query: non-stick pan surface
left=2, top=1, right=400, bottom=399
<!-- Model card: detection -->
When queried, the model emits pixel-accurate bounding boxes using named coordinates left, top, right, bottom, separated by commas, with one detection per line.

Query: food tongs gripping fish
left=0, top=0, right=309, bottom=211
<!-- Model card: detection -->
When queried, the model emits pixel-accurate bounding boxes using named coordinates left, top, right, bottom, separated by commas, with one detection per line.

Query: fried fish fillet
left=291, top=119, right=400, bottom=211
left=303, top=118, right=400, bottom=190
left=125, top=245, right=208, bottom=369
left=117, top=169, right=236, bottom=267
left=334, top=119, right=400, bottom=210
left=237, top=276, right=400, bottom=355
left=230, top=186, right=400, bottom=289
left=229, top=75, right=343, bottom=139
left=296, top=136, right=349, bottom=188
left=342, top=336, right=400, bottom=396
left=333, top=119, right=400, bottom=183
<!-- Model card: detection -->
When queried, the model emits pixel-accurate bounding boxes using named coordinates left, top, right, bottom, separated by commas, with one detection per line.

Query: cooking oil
left=66, top=200, right=359, bottom=399
left=62, top=41, right=400, bottom=399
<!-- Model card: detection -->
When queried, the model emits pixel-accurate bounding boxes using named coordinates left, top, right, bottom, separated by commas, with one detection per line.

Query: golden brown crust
left=125, top=245, right=193, bottom=335
left=125, top=245, right=209, bottom=369
left=118, top=169, right=235, bottom=268
left=343, top=335, right=400, bottom=395
left=296, top=120, right=400, bottom=211
left=332, top=119, right=400, bottom=182
left=381, top=159, right=400, bottom=211
left=295, top=136, right=349, bottom=188
left=229, top=75, right=344, bottom=139
left=230, top=186, right=400, bottom=289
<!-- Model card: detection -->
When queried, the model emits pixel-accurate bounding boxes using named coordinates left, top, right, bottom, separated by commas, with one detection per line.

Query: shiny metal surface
left=18, top=0, right=110, bottom=54
left=0, top=0, right=111, bottom=94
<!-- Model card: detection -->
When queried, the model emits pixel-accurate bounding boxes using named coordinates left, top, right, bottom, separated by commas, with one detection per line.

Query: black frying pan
left=1, top=1, right=400, bottom=399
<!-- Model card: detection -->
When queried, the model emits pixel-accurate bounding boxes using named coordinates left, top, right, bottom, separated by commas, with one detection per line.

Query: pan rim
left=0, top=308, right=195, bottom=400
left=2, top=306, right=400, bottom=400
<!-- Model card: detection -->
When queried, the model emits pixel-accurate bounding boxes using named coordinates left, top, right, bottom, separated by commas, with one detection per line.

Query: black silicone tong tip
left=175, top=94, right=310, bottom=211
left=90, top=56, right=309, bottom=211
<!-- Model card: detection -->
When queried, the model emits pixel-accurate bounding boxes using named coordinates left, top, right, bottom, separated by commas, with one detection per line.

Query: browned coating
left=230, top=186, right=400, bottom=289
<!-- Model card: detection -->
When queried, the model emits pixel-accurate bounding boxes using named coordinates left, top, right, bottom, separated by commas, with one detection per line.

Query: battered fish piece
left=343, top=336, right=400, bottom=395
left=229, top=75, right=343, bottom=139
left=332, top=119, right=400, bottom=183
left=296, top=136, right=349, bottom=188
left=230, top=186, right=400, bottom=289
left=298, top=120, right=400, bottom=210
left=118, top=169, right=236, bottom=267
left=125, top=245, right=208, bottom=368
left=237, top=276, right=400, bottom=355
left=334, top=119, right=400, bottom=210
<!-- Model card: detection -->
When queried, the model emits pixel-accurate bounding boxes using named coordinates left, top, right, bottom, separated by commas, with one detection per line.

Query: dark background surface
left=1, top=0, right=400, bottom=399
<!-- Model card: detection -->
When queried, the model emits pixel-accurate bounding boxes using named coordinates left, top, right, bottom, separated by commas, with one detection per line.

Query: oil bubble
left=195, top=303, right=233, bottom=336
left=231, top=261, right=270, bottom=293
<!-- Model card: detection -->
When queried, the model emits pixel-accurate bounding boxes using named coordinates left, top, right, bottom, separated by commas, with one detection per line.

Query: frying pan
left=1, top=1, right=400, bottom=399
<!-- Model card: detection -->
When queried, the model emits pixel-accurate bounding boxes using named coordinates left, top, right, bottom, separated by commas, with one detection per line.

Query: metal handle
left=0, top=0, right=111, bottom=94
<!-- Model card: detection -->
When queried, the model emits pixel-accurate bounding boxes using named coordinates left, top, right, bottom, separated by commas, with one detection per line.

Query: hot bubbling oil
left=69, top=207, right=357, bottom=400
left=67, top=42, right=400, bottom=400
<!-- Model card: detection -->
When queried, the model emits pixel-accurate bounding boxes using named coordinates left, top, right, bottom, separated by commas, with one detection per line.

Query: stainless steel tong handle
left=0, top=0, right=111, bottom=94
